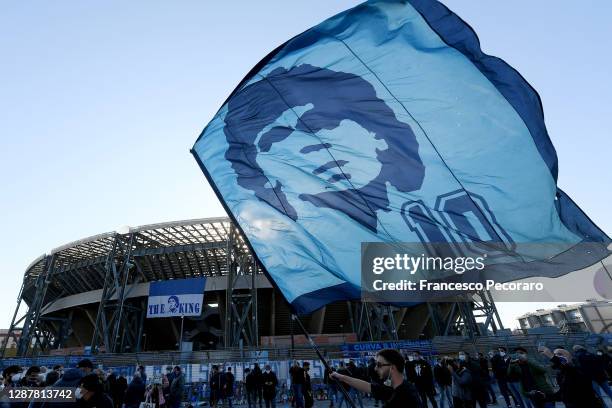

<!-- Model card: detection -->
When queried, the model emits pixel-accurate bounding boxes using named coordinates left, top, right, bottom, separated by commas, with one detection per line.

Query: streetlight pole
left=178, top=315, right=184, bottom=351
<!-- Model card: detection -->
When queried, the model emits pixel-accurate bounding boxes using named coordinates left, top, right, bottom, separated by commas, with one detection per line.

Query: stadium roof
left=21, top=217, right=251, bottom=306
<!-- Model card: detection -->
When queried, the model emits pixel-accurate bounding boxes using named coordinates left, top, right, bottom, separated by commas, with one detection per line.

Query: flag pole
left=291, top=314, right=357, bottom=408
left=178, top=314, right=184, bottom=351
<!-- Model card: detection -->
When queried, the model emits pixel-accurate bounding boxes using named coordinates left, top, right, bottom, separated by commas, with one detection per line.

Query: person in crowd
left=325, top=365, right=339, bottom=407
left=53, top=365, right=64, bottom=376
left=597, top=348, right=612, bottom=380
left=124, top=372, right=146, bottom=408
left=459, top=352, right=486, bottom=408
left=94, top=368, right=109, bottom=394
left=109, top=372, right=127, bottom=408
left=253, top=363, right=264, bottom=408
left=2, top=365, right=22, bottom=386
left=335, top=362, right=352, bottom=408
left=573, top=345, right=612, bottom=401
left=433, top=357, right=453, bottom=408
left=76, top=373, right=113, bottom=408
left=507, top=347, right=554, bottom=408
left=408, top=351, right=438, bottom=408
left=38, top=367, right=48, bottom=385
left=261, top=364, right=278, bottom=408
left=245, top=368, right=258, bottom=408
left=346, top=360, right=365, bottom=408
left=77, top=359, right=94, bottom=376
left=19, top=366, right=42, bottom=387
left=303, top=362, right=314, bottom=408
left=165, top=366, right=175, bottom=386
left=1, top=366, right=23, bottom=408
left=289, top=361, right=305, bottom=408
left=106, top=371, right=116, bottom=399
left=38, top=363, right=86, bottom=408
left=44, top=370, right=60, bottom=387
left=161, top=370, right=171, bottom=405
left=221, top=366, right=234, bottom=408
left=137, top=365, right=147, bottom=384
left=331, top=348, right=422, bottom=408
left=538, top=346, right=600, bottom=408
left=209, top=365, right=221, bottom=408
left=478, top=352, right=497, bottom=405
left=145, top=380, right=166, bottom=408
left=358, top=362, right=368, bottom=380
left=491, top=347, right=522, bottom=408
left=169, top=366, right=185, bottom=408
left=449, top=357, right=473, bottom=408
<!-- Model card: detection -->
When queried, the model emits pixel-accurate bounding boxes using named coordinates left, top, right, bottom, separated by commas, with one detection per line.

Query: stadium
left=2, top=217, right=505, bottom=358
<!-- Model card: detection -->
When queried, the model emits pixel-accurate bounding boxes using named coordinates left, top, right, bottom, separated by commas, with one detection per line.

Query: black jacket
left=252, top=365, right=263, bottom=387
left=124, top=377, right=146, bottom=408
left=209, top=371, right=221, bottom=401
left=490, top=354, right=510, bottom=381
left=433, top=363, right=452, bottom=387
left=575, top=349, right=609, bottom=383
left=410, top=359, right=435, bottom=392
left=111, top=376, right=128, bottom=404
left=553, top=359, right=601, bottom=408
left=289, top=366, right=305, bottom=385
left=261, top=371, right=278, bottom=400
left=245, top=372, right=257, bottom=392
left=221, top=372, right=234, bottom=398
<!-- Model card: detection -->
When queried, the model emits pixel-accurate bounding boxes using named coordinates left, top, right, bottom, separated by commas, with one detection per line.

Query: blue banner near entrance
left=147, top=277, right=206, bottom=318
left=341, top=340, right=435, bottom=353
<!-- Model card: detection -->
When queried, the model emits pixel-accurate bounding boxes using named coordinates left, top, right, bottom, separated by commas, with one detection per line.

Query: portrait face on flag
left=193, top=1, right=610, bottom=313
left=223, top=64, right=425, bottom=233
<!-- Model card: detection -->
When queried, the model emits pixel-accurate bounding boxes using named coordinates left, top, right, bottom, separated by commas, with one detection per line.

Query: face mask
left=499, top=352, right=506, bottom=357
left=458, top=355, right=466, bottom=361
left=518, top=353, right=528, bottom=361
left=407, top=356, right=414, bottom=362
left=75, top=388, right=83, bottom=400
left=383, top=369, right=392, bottom=387
left=265, top=370, right=270, bottom=373
left=597, top=352, right=603, bottom=356
left=11, top=373, right=22, bottom=382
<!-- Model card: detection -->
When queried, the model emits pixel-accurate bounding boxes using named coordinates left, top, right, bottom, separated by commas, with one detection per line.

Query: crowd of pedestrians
left=0, top=359, right=186, bottom=408
left=329, top=345, right=612, bottom=408
left=2, top=344, right=612, bottom=408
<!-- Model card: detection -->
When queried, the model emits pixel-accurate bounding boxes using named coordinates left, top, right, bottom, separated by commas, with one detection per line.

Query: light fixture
left=208, top=303, right=219, bottom=308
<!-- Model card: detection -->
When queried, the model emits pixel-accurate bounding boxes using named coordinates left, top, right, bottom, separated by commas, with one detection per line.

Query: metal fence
left=2, top=332, right=611, bottom=370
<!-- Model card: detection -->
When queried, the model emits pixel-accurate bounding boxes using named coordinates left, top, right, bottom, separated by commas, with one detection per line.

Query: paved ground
left=203, top=393, right=612, bottom=407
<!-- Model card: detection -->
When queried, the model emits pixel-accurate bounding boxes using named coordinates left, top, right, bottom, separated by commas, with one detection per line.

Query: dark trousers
left=257, top=386, right=264, bottom=405
left=497, top=379, right=518, bottom=407
left=247, top=389, right=258, bottom=408
left=264, top=397, right=276, bottom=408
left=418, top=387, right=438, bottom=408
left=486, top=383, right=497, bottom=403
left=473, top=387, right=487, bottom=408
left=453, top=397, right=474, bottom=408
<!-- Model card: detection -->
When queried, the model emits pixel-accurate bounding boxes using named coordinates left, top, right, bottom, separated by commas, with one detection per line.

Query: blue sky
left=1, top=1, right=610, bottom=330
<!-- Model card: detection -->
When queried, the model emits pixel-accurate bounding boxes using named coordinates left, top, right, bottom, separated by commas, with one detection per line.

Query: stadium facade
left=2, top=218, right=504, bottom=358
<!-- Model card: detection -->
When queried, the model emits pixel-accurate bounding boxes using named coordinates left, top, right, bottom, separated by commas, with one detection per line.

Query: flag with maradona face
left=192, top=0, right=610, bottom=313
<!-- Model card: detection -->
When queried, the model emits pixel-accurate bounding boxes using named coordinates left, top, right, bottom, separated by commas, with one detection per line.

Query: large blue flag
left=192, top=0, right=610, bottom=313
